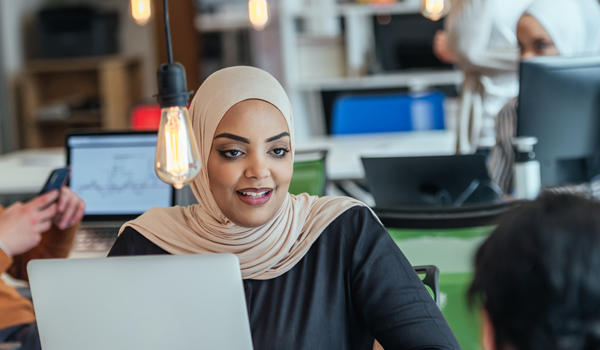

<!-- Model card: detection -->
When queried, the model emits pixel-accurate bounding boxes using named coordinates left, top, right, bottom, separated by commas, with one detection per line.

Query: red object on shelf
left=130, top=104, right=161, bottom=130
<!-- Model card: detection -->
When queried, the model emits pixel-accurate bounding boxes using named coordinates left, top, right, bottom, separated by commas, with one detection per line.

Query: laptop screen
left=67, top=132, right=174, bottom=218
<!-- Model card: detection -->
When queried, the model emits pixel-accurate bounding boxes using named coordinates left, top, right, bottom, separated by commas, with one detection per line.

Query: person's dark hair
left=468, top=193, right=600, bottom=350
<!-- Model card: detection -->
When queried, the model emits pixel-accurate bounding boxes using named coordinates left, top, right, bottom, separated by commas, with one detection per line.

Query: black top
left=108, top=207, right=461, bottom=350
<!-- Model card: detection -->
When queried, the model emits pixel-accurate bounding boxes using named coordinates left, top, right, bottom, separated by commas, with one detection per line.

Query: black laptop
left=362, top=155, right=501, bottom=208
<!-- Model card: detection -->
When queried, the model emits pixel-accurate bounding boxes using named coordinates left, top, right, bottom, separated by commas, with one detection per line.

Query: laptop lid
left=28, top=254, right=254, bottom=350
left=66, top=131, right=175, bottom=222
left=362, top=155, right=499, bottom=208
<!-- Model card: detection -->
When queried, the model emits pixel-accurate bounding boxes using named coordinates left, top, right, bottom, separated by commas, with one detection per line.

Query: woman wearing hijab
left=438, top=0, right=535, bottom=154
left=487, top=0, right=600, bottom=194
left=108, top=66, right=460, bottom=350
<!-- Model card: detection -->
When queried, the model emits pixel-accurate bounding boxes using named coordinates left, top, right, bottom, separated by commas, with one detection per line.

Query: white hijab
left=526, top=0, right=600, bottom=56
left=119, top=66, right=370, bottom=280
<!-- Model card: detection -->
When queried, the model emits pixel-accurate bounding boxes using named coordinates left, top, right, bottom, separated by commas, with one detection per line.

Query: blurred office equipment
left=19, top=56, right=143, bottom=148
left=28, top=254, right=253, bottom=350
left=362, top=155, right=501, bottom=207
left=288, top=150, right=328, bottom=196
left=517, top=55, right=600, bottom=187
left=374, top=14, right=451, bottom=72
left=37, top=6, right=118, bottom=59
left=331, top=91, right=445, bottom=134
left=375, top=200, right=519, bottom=350
left=66, top=131, right=175, bottom=257
left=130, top=104, right=162, bottom=130
left=196, top=0, right=462, bottom=138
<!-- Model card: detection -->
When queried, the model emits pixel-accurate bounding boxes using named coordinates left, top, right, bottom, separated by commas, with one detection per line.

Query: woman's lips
left=236, top=188, right=273, bottom=206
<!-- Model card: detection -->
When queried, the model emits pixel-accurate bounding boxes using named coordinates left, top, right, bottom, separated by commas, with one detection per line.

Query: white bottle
left=513, top=137, right=541, bottom=200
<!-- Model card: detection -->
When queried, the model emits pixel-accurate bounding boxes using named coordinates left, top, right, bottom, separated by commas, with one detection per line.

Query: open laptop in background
left=362, top=155, right=502, bottom=208
left=28, top=254, right=254, bottom=350
left=66, top=131, right=175, bottom=257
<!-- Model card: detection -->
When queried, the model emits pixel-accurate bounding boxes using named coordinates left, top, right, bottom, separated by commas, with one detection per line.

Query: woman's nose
left=244, top=153, right=270, bottom=179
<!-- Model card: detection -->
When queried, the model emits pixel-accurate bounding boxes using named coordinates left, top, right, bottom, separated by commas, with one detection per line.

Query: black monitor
left=373, top=14, right=452, bottom=72
left=517, top=55, right=600, bottom=187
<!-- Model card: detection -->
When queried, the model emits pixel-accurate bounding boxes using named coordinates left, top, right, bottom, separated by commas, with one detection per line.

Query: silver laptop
left=66, top=131, right=175, bottom=254
left=28, top=254, right=253, bottom=350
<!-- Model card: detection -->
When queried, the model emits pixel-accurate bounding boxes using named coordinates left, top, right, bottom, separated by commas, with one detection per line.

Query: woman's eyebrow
left=265, top=132, right=290, bottom=143
left=214, top=133, right=250, bottom=144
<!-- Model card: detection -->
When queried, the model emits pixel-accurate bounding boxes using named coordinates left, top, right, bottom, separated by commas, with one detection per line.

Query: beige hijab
left=119, top=66, right=369, bottom=280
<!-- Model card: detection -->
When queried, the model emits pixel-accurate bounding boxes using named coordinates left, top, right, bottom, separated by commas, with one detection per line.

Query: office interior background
left=2, top=0, right=600, bottom=349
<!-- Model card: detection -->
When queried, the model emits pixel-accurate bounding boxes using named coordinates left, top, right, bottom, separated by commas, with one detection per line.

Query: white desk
left=296, top=130, right=456, bottom=180
left=0, top=130, right=456, bottom=195
left=0, top=148, right=65, bottom=195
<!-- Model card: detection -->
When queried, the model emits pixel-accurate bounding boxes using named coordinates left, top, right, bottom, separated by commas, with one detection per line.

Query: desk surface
left=0, top=130, right=456, bottom=195
left=0, top=148, right=65, bottom=195
left=296, top=130, right=456, bottom=180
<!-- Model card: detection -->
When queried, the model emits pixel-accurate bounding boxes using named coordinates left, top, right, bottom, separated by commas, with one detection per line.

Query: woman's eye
left=536, top=42, right=549, bottom=51
left=218, top=149, right=244, bottom=159
left=270, top=148, right=289, bottom=157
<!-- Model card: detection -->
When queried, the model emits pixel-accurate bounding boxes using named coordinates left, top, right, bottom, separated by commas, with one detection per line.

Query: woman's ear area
left=481, top=308, right=497, bottom=350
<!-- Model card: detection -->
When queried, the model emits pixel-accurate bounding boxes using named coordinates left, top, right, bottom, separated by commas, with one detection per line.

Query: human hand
left=433, top=30, right=457, bottom=64
left=0, top=190, right=59, bottom=256
left=53, top=187, right=85, bottom=230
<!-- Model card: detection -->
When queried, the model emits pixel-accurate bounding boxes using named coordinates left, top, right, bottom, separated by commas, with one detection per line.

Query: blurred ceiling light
left=421, top=0, right=450, bottom=21
left=248, top=0, right=269, bottom=31
left=376, top=13, right=392, bottom=25
left=131, top=0, right=152, bottom=26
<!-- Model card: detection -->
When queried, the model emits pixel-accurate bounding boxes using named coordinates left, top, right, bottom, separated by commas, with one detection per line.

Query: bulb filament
left=165, top=114, right=190, bottom=175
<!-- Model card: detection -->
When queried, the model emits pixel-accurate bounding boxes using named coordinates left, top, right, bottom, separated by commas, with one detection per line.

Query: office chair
left=414, top=265, right=440, bottom=307
left=331, top=91, right=445, bottom=135
left=288, top=150, right=327, bottom=197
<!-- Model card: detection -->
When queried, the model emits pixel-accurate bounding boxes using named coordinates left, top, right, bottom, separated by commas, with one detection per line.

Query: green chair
left=376, top=203, right=519, bottom=350
left=289, top=150, right=327, bottom=197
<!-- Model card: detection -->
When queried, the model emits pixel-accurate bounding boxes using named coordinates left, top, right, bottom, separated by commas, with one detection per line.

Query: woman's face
left=517, top=14, right=559, bottom=59
left=207, top=99, right=293, bottom=228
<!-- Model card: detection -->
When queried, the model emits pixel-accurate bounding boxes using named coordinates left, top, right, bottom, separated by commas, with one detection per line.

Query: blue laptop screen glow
left=68, top=134, right=173, bottom=215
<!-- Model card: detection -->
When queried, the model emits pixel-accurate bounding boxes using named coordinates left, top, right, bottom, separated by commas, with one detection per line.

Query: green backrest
left=289, top=153, right=326, bottom=197
left=387, top=226, right=496, bottom=350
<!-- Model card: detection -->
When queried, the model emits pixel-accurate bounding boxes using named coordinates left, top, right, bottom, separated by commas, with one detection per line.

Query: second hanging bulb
left=421, top=0, right=450, bottom=21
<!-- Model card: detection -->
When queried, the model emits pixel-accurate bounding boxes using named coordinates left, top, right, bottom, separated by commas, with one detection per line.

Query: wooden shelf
left=36, top=111, right=102, bottom=126
left=297, top=69, right=463, bottom=91
left=289, top=1, right=421, bottom=18
left=20, top=55, right=144, bottom=148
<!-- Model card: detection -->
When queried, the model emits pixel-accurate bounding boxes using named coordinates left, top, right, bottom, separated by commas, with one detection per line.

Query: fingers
left=57, top=187, right=70, bottom=212
left=55, top=188, right=84, bottom=229
left=29, top=190, right=59, bottom=211
left=58, top=197, right=79, bottom=229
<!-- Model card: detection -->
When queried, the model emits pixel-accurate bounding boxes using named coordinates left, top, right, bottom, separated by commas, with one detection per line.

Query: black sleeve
left=107, top=227, right=170, bottom=257
left=346, top=207, right=461, bottom=350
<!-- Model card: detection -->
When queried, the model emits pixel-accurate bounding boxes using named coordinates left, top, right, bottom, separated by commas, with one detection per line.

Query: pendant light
left=421, top=0, right=450, bottom=21
left=154, top=0, right=201, bottom=190
left=248, top=0, right=269, bottom=31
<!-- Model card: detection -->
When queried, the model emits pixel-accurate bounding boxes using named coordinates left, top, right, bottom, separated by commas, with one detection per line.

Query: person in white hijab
left=108, top=66, right=461, bottom=350
left=488, top=0, right=600, bottom=193
left=437, top=0, right=535, bottom=154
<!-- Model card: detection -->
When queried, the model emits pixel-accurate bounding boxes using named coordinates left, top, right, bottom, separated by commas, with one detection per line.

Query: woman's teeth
left=240, top=191, right=269, bottom=198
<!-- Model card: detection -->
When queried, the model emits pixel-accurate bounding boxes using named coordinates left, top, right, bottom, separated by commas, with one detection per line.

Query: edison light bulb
left=421, top=0, right=450, bottom=21
left=155, top=106, right=201, bottom=189
left=131, top=0, right=152, bottom=26
left=248, top=0, right=269, bottom=30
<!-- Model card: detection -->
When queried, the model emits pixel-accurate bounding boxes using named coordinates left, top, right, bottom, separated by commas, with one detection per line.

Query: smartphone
left=39, top=166, right=70, bottom=195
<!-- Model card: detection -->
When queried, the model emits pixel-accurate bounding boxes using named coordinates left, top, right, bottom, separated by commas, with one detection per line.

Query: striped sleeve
left=487, top=98, right=518, bottom=194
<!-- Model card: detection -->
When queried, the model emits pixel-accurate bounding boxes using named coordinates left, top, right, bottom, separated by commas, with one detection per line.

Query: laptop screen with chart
left=67, top=131, right=175, bottom=220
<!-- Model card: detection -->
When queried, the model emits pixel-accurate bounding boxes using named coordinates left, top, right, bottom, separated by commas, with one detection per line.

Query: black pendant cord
left=163, top=0, right=173, bottom=64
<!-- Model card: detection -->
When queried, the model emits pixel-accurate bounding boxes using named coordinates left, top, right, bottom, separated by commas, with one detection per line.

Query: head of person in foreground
left=469, top=193, right=600, bottom=350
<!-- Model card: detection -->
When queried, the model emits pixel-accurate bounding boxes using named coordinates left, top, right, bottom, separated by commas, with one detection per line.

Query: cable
left=163, top=0, right=173, bottom=64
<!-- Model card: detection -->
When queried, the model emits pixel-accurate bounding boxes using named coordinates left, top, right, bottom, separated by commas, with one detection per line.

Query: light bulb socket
left=155, top=63, right=193, bottom=108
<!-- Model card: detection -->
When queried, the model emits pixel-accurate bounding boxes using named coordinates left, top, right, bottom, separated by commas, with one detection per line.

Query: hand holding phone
left=39, top=167, right=70, bottom=195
